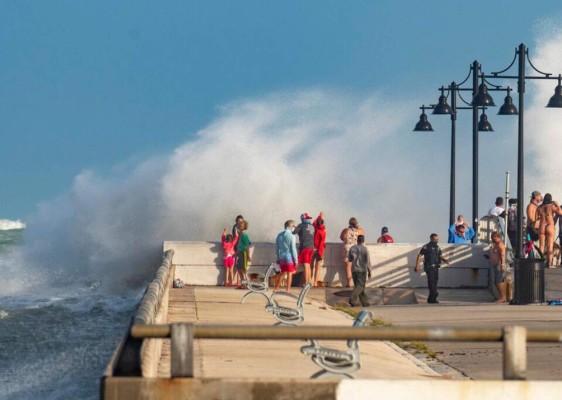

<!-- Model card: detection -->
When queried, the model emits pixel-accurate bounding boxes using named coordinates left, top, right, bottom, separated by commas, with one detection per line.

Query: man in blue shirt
left=274, top=220, right=299, bottom=292
left=448, top=222, right=475, bottom=244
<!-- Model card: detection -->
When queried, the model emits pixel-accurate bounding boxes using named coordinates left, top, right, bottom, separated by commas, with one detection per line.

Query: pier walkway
left=156, top=286, right=440, bottom=380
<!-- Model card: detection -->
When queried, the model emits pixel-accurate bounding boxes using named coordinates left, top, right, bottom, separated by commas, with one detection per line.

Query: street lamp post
left=415, top=81, right=515, bottom=231
left=472, top=43, right=562, bottom=258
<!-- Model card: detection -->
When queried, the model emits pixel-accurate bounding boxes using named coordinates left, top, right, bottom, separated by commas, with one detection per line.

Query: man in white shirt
left=488, top=197, right=506, bottom=218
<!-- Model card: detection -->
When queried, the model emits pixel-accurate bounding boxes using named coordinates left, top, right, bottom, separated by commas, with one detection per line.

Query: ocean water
left=0, top=229, right=141, bottom=400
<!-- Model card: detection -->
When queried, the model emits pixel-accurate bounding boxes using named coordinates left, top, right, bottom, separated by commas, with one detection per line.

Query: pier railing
left=111, top=250, right=174, bottom=378
left=128, top=323, right=561, bottom=380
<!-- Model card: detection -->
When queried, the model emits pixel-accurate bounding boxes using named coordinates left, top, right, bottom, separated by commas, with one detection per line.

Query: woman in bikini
left=536, top=193, right=562, bottom=268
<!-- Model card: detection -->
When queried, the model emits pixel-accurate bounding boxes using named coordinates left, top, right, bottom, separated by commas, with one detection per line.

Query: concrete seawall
left=164, top=241, right=491, bottom=288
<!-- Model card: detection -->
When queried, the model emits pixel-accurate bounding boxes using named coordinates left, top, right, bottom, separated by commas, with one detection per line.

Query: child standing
left=235, top=220, right=252, bottom=288
left=222, top=228, right=238, bottom=286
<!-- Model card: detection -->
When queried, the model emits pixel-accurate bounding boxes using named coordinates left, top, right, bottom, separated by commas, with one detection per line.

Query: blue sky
left=2, top=1, right=562, bottom=220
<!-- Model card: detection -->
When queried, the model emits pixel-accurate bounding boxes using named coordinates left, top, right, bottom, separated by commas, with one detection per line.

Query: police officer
left=415, top=233, right=451, bottom=304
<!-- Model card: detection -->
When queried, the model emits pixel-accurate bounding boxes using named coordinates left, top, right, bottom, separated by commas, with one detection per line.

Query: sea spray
left=5, top=89, right=451, bottom=297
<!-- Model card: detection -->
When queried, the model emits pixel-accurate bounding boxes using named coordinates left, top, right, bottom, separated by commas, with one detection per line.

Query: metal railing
left=129, top=323, right=562, bottom=380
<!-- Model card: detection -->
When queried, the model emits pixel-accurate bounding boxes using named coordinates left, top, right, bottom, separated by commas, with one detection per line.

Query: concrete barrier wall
left=164, top=241, right=491, bottom=288
left=133, top=250, right=175, bottom=378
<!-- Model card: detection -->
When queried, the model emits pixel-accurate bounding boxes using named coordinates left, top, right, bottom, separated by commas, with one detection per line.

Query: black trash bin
left=512, top=258, right=545, bottom=304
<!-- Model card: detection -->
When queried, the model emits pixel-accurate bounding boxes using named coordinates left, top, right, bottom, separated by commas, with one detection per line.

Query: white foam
left=0, top=219, right=26, bottom=230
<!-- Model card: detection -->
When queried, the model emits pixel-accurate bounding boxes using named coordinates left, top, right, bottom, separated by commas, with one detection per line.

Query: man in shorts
left=275, top=220, right=298, bottom=292
left=293, top=213, right=315, bottom=286
left=490, top=231, right=507, bottom=303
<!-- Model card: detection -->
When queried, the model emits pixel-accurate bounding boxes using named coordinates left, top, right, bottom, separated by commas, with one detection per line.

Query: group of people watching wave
left=220, top=213, right=394, bottom=293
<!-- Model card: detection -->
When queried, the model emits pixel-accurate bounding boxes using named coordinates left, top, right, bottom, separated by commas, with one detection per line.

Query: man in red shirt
left=377, top=227, right=394, bottom=243
left=312, top=212, right=326, bottom=287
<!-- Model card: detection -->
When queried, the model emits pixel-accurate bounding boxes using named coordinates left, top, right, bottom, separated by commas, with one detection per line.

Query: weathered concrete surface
left=164, top=241, right=491, bottom=288
left=156, top=286, right=440, bottom=380
left=367, top=268, right=562, bottom=380
left=103, top=377, right=562, bottom=400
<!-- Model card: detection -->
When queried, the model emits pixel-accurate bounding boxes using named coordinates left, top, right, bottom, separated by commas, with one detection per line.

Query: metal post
left=472, top=61, right=480, bottom=243
left=516, top=43, right=526, bottom=258
left=171, top=323, right=194, bottom=378
left=449, top=82, right=457, bottom=226
left=503, top=325, right=527, bottom=380
left=505, top=171, right=510, bottom=245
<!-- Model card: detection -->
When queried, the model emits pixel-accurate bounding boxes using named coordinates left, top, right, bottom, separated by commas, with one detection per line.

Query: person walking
left=415, top=233, right=451, bottom=304
left=348, top=235, right=372, bottom=307
left=340, top=218, right=365, bottom=287
left=292, top=213, right=315, bottom=286
left=274, top=220, right=299, bottom=292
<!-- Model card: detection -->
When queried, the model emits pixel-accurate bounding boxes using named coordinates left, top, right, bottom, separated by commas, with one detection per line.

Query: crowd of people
left=220, top=193, right=558, bottom=306
left=220, top=213, right=394, bottom=299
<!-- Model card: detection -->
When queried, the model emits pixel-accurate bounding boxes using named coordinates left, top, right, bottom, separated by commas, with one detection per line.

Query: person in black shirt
left=415, top=233, right=451, bottom=304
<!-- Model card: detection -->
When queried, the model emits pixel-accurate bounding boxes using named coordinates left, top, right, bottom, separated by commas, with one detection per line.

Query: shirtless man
left=526, top=191, right=543, bottom=242
left=536, top=193, right=562, bottom=268
left=490, top=231, right=507, bottom=303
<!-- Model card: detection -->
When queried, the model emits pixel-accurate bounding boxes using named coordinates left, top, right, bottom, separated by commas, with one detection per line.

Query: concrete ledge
left=103, top=377, right=562, bottom=400
left=338, top=380, right=562, bottom=400
left=164, top=241, right=491, bottom=288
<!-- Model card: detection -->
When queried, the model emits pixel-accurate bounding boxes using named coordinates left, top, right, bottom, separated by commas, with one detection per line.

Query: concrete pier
left=102, top=238, right=562, bottom=399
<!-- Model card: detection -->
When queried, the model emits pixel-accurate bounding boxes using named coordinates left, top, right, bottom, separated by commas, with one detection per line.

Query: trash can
left=512, top=258, right=545, bottom=304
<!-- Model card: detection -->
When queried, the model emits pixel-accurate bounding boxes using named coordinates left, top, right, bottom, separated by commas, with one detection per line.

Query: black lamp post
left=472, top=43, right=562, bottom=258
left=415, top=81, right=515, bottom=229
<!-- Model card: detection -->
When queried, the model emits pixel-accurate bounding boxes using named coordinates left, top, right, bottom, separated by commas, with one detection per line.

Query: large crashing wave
left=4, top=89, right=443, bottom=296
left=4, top=25, right=562, bottom=297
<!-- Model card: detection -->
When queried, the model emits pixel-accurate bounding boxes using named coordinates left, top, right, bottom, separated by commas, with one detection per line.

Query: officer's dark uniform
left=419, top=241, right=443, bottom=303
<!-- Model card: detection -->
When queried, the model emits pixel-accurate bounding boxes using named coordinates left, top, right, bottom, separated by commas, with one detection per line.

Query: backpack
left=508, top=207, right=517, bottom=232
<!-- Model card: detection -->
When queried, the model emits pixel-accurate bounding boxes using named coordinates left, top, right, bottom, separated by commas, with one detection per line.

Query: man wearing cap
left=292, top=213, right=315, bottom=286
left=377, top=227, right=394, bottom=243
left=448, top=221, right=475, bottom=244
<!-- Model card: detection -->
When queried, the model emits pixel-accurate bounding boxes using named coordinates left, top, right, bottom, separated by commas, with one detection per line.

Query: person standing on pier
left=235, top=220, right=252, bottom=289
left=275, top=220, right=299, bottom=292
left=526, top=191, right=542, bottom=242
left=312, top=212, right=326, bottom=287
left=490, top=231, right=507, bottom=302
left=536, top=193, right=562, bottom=268
left=340, top=218, right=365, bottom=288
left=415, top=233, right=451, bottom=304
left=221, top=228, right=239, bottom=287
left=377, top=227, right=394, bottom=243
left=348, top=235, right=372, bottom=307
left=292, top=213, right=315, bottom=286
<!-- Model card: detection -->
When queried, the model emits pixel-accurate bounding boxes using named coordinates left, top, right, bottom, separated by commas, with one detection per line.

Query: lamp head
left=472, top=81, right=496, bottom=107
left=433, top=93, right=452, bottom=115
left=478, top=111, right=494, bottom=132
left=546, top=77, right=562, bottom=108
left=498, top=89, right=518, bottom=115
left=413, top=106, right=434, bottom=132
